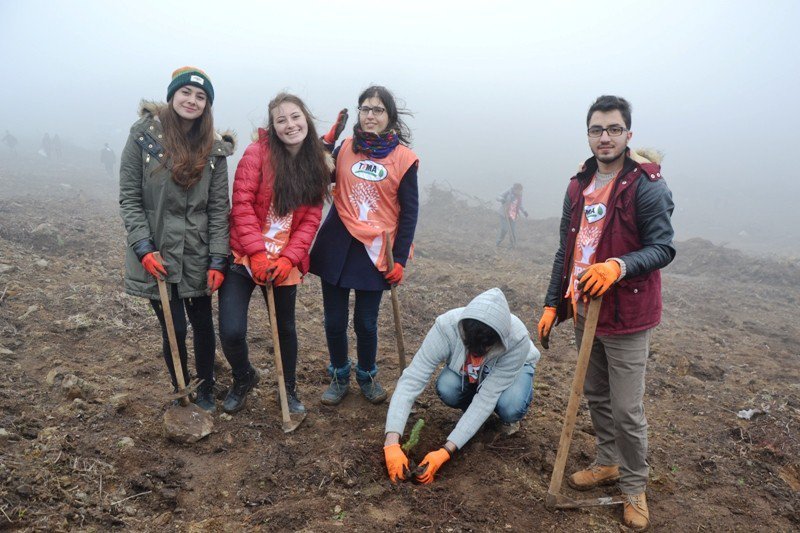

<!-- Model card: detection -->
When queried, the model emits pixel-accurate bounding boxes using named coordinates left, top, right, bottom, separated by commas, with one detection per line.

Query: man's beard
left=593, top=146, right=626, bottom=165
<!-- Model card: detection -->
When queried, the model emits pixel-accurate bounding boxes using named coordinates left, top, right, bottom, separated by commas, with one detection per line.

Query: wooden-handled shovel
left=154, top=252, right=212, bottom=444
left=260, top=284, right=305, bottom=433
left=545, top=297, right=624, bottom=509
left=383, top=231, right=407, bottom=372
left=153, top=252, right=200, bottom=405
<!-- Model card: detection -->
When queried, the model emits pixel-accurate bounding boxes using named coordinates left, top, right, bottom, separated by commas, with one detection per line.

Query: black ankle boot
left=284, top=383, right=306, bottom=414
left=195, top=380, right=216, bottom=413
left=223, top=368, right=260, bottom=414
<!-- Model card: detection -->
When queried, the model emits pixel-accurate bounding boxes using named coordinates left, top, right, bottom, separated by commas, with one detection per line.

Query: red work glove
left=269, top=257, right=293, bottom=285
left=322, top=108, right=349, bottom=144
left=141, top=252, right=167, bottom=280
left=207, top=270, right=224, bottom=294
left=577, top=260, right=621, bottom=299
left=383, top=443, right=410, bottom=483
left=537, top=306, right=557, bottom=350
left=249, top=251, right=270, bottom=285
left=384, top=263, right=404, bottom=285
left=415, top=448, right=450, bottom=485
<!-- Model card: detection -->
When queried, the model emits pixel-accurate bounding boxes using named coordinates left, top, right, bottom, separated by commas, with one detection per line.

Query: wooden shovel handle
left=546, top=297, right=602, bottom=501
left=261, top=285, right=292, bottom=426
left=383, top=231, right=407, bottom=370
left=153, top=252, right=189, bottom=406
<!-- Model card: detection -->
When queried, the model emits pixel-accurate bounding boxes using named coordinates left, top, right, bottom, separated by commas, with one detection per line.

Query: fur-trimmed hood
left=136, top=99, right=236, bottom=156
left=629, top=147, right=664, bottom=165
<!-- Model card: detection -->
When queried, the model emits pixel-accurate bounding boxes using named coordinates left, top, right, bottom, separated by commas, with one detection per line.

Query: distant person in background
left=119, top=66, right=234, bottom=413
left=496, top=183, right=528, bottom=248
left=52, top=134, right=63, bottom=159
left=40, top=133, right=51, bottom=157
left=101, top=143, right=116, bottom=177
left=309, top=85, right=419, bottom=406
left=2, top=131, right=18, bottom=153
left=537, top=95, right=675, bottom=531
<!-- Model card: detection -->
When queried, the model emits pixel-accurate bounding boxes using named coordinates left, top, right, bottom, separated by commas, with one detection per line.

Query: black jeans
left=149, top=284, right=216, bottom=388
left=320, top=279, right=383, bottom=371
left=218, top=265, right=298, bottom=384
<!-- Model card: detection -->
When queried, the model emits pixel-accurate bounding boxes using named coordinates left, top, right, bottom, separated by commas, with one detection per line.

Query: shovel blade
left=281, top=412, right=306, bottom=433
left=168, top=378, right=202, bottom=404
left=546, top=492, right=623, bottom=509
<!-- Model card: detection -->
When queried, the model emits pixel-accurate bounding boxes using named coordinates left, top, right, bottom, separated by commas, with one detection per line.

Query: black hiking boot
left=321, top=375, right=349, bottom=405
left=283, top=383, right=306, bottom=414
left=357, top=374, right=387, bottom=404
left=222, top=368, right=260, bottom=414
left=194, top=380, right=216, bottom=413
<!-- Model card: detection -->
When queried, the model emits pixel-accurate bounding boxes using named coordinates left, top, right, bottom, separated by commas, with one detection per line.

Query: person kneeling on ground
left=383, top=288, right=541, bottom=484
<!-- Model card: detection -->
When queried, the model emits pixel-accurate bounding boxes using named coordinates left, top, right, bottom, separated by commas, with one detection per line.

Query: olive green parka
left=119, top=100, right=235, bottom=300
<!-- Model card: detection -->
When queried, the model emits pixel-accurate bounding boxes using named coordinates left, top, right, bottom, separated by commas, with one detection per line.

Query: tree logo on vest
left=584, top=203, right=607, bottom=223
left=351, top=160, right=387, bottom=182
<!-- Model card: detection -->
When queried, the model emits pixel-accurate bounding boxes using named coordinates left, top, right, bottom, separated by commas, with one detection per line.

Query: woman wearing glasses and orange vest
left=309, top=86, right=419, bottom=406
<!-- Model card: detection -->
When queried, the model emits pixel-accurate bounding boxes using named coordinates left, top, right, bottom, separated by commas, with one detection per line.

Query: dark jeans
left=320, top=279, right=383, bottom=372
left=218, top=265, right=298, bottom=384
left=150, top=284, right=216, bottom=388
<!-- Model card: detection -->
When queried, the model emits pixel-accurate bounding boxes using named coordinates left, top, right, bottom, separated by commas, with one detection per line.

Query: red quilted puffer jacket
left=229, top=130, right=322, bottom=273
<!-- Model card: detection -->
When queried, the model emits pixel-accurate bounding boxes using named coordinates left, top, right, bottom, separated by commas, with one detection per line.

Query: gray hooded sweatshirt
left=385, top=288, right=541, bottom=449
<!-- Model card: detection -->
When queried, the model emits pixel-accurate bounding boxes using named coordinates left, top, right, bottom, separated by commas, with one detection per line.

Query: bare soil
left=1, top=153, right=798, bottom=532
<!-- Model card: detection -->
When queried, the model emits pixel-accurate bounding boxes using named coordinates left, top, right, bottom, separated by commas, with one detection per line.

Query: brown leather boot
left=567, top=463, right=620, bottom=491
left=623, top=492, right=650, bottom=531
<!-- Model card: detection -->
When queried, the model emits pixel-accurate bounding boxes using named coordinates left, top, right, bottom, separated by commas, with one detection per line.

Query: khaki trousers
left=575, top=314, right=651, bottom=494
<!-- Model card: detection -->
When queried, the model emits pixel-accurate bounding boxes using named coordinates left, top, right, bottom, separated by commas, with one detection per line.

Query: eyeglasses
left=357, top=105, right=386, bottom=117
left=587, top=126, right=627, bottom=138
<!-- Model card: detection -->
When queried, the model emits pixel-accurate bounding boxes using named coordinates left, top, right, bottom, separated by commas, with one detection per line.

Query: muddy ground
left=0, top=151, right=798, bottom=532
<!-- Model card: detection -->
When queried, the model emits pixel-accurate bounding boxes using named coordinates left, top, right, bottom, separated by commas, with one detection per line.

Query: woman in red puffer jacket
left=218, top=92, right=342, bottom=415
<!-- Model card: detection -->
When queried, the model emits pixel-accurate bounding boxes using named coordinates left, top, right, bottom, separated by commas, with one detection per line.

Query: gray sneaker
left=357, top=375, right=387, bottom=404
left=321, top=376, right=349, bottom=405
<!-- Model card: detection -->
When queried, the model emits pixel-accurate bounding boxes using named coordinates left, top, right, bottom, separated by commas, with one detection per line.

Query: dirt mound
left=1, top=161, right=798, bottom=531
left=669, top=237, right=800, bottom=288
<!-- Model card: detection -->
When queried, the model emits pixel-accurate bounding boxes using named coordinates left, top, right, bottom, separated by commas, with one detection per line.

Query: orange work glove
left=249, top=252, right=270, bottom=285
left=322, top=108, right=349, bottom=144
left=269, top=257, right=293, bottom=285
left=384, top=263, right=404, bottom=285
left=383, top=443, right=410, bottom=483
left=537, top=306, right=557, bottom=350
left=141, top=252, right=167, bottom=280
left=415, top=448, right=450, bottom=485
left=207, top=270, right=224, bottom=294
left=577, top=260, right=621, bottom=299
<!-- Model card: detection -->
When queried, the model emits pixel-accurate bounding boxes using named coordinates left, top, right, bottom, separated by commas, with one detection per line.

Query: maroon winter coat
left=545, top=153, right=675, bottom=336
left=229, top=130, right=322, bottom=274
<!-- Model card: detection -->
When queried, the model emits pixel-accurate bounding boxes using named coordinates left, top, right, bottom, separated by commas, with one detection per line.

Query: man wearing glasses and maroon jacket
left=537, top=95, right=675, bottom=531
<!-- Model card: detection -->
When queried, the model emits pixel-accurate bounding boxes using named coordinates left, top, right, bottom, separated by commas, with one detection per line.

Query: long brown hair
left=158, top=99, right=215, bottom=188
left=267, top=93, right=331, bottom=217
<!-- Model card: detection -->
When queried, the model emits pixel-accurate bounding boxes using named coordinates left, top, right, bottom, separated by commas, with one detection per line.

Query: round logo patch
left=351, top=160, right=388, bottom=182
left=584, top=203, right=607, bottom=224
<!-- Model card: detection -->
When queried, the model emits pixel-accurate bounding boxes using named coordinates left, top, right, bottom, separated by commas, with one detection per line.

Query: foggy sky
left=2, top=0, right=798, bottom=253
